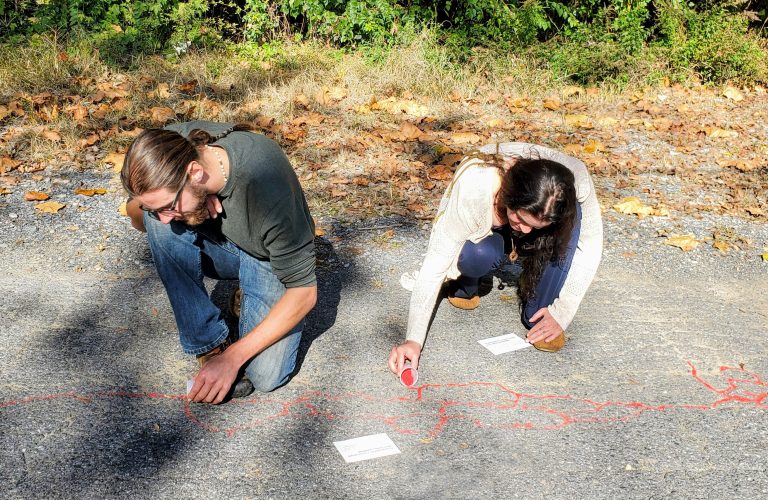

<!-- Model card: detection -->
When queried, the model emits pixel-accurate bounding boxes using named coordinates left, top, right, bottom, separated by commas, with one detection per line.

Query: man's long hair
left=120, top=124, right=250, bottom=196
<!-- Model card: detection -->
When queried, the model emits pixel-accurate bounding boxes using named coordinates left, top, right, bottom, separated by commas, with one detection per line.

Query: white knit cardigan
left=405, top=143, right=604, bottom=346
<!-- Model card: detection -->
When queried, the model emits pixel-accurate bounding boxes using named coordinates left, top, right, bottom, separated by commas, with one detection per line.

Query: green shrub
left=657, top=4, right=768, bottom=83
left=0, top=0, right=766, bottom=83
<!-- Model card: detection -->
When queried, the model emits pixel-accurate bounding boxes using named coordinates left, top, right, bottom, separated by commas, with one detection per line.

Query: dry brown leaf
left=665, top=234, right=699, bottom=252
left=41, top=130, right=62, bottom=142
left=293, top=94, right=310, bottom=109
left=8, top=101, right=25, bottom=117
left=543, top=98, right=561, bottom=111
left=36, top=104, right=59, bottom=122
left=112, top=98, right=130, bottom=111
left=505, top=97, right=531, bottom=111
left=399, top=122, right=423, bottom=140
left=279, top=125, right=307, bottom=142
left=713, top=240, right=730, bottom=253
left=314, top=88, right=331, bottom=106
left=90, top=103, right=111, bottom=120
left=438, top=153, right=464, bottom=166
left=762, top=251, right=768, bottom=262
left=562, top=86, right=584, bottom=97
left=0, top=187, right=10, bottom=195
left=564, top=114, right=593, bottom=128
left=118, top=201, right=128, bottom=216
left=583, top=139, right=605, bottom=154
left=449, top=132, right=481, bottom=144
left=0, top=157, right=22, bottom=173
left=563, top=144, right=583, bottom=155
left=25, top=191, right=49, bottom=201
left=103, top=152, right=125, bottom=172
left=745, top=206, right=765, bottom=216
left=75, top=187, right=108, bottom=196
left=79, top=133, right=100, bottom=148
left=177, top=80, right=198, bottom=94
left=707, top=127, right=738, bottom=138
left=613, top=196, right=668, bottom=217
left=35, top=200, right=66, bottom=213
left=149, top=106, right=176, bottom=124
left=723, top=86, right=744, bottom=102
left=201, top=99, right=222, bottom=116
left=148, top=83, right=171, bottom=99
left=427, top=165, right=453, bottom=180
left=292, top=113, right=325, bottom=126
left=0, top=175, right=20, bottom=186
left=485, top=118, right=506, bottom=128
left=370, top=97, right=429, bottom=117
left=327, top=86, right=348, bottom=101
left=67, top=104, right=89, bottom=122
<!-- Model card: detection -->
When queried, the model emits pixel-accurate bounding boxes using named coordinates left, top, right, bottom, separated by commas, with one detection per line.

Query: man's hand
left=388, top=340, right=422, bottom=375
left=188, top=351, right=239, bottom=404
left=526, top=307, right=563, bottom=344
left=125, top=198, right=146, bottom=232
left=206, top=195, right=223, bottom=219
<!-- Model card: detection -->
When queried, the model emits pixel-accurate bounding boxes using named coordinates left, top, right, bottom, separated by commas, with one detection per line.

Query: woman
left=388, top=143, right=603, bottom=376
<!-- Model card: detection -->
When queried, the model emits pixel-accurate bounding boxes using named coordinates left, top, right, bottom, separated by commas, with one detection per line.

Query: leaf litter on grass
left=0, top=54, right=765, bottom=262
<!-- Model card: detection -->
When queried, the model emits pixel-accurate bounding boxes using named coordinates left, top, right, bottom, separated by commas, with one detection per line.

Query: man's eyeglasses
left=139, top=178, right=187, bottom=219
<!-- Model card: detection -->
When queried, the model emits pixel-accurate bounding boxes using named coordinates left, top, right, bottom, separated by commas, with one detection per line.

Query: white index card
left=333, top=433, right=401, bottom=463
left=478, top=333, right=531, bottom=355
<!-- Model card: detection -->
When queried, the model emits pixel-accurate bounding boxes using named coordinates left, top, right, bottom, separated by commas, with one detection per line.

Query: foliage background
left=1, top=0, right=767, bottom=84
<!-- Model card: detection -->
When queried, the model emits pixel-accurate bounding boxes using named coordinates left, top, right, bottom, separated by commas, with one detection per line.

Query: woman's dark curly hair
left=496, top=157, right=577, bottom=303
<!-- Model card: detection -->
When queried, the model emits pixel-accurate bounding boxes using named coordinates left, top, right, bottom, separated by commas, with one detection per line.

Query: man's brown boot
left=532, top=331, right=566, bottom=353
left=229, top=288, right=242, bottom=318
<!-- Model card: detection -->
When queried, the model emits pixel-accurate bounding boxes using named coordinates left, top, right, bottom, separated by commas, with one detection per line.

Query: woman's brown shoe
left=447, top=295, right=480, bottom=310
left=532, top=331, right=566, bottom=352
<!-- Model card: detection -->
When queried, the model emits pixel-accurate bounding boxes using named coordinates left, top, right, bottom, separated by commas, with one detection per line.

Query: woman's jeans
left=454, top=204, right=582, bottom=330
left=144, top=215, right=302, bottom=392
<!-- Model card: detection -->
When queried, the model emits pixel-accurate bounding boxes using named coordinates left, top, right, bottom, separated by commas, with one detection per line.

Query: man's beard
left=178, top=184, right=211, bottom=226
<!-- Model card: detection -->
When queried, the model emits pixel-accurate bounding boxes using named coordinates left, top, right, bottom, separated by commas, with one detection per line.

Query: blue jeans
left=455, top=204, right=582, bottom=330
left=144, top=215, right=302, bottom=392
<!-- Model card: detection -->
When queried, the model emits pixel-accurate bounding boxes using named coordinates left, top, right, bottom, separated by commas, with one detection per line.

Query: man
left=122, top=121, right=316, bottom=404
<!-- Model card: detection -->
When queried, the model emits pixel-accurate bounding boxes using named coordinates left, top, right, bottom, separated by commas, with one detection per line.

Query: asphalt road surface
left=1, top=180, right=767, bottom=499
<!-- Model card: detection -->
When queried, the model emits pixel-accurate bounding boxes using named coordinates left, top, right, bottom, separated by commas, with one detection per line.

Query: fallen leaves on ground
left=35, top=201, right=66, bottom=213
left=664, top=234, right=700, bottom=252
left=25, top=191, right=50, bottom=201
left=613, top=196, right=670, bottom=217
left=75, top=187, right=108, bottom=196
left=0, top=73, right=764, bottom=229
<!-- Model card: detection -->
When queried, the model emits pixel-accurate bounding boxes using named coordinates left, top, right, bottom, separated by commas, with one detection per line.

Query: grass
left=0, top=30, right=766, bottom=225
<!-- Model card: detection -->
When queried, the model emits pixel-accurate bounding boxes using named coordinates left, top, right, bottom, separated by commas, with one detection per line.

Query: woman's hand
left=206, top=195, right=223, bottom=219
left=388, top=340, right=422, bottom=375
left=526, top=307, right=563, bottom=344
